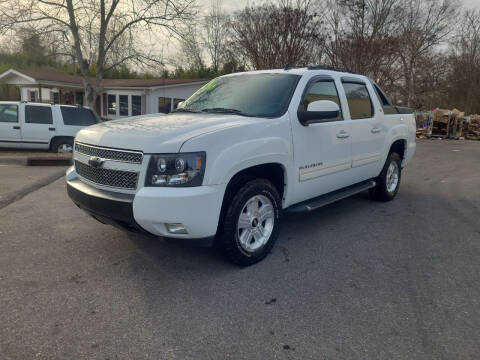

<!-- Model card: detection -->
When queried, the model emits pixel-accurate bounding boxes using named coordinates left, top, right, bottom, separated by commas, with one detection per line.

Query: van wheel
left=219, top=179, right=281, bottom=266
left=51, top=138, right=74, bottom=153
left=369, top=152, right=402, bottom=201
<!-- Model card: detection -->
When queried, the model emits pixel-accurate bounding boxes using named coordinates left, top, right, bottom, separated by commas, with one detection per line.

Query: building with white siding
left=0, top=69, right=208, bottom=120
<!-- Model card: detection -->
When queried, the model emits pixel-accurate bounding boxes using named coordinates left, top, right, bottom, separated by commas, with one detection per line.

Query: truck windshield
left=176, top=73, right=301, bottom=118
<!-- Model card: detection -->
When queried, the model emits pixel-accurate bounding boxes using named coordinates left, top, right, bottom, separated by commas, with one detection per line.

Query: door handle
left=13, top=125, right=20, bottom=130
left=48, top=127, right=56, bottom=131
left=336, top=130, right=349, bottom=139
left=371, top=127, right=381, bottom=134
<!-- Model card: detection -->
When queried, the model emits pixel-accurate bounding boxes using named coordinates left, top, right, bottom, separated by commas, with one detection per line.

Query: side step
left=286, top=180, right=376, bottom=213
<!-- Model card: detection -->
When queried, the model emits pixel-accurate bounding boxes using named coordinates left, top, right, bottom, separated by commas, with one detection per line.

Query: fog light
left=165, top=223, right=188, bottom=234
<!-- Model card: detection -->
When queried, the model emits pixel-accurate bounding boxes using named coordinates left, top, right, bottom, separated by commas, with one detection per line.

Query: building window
left=158, top=97, right=172, bottom=114
left=173, top=98, right=185, bottom=110
left=107, top=94, right=116, bottom=115
left=29, top=91, right=36, bottom=102
left=53, top=92, right=60, bottom=104
left=132, top=95, right=141, bottom=116
left=76, top=92, right=84, bottom=106
left=119, top=95, right=129, bottom=116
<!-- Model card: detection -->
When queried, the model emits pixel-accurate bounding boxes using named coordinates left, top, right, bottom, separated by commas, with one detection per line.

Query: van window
left=342, top=82, right=374, bottom=119
left=301, top=80, right=342, bottom=121
left=0, top=104, right=18, bottom=123
left=25, top=105, right=53, bottom=124
left=61, top=107, right=98, bottom=126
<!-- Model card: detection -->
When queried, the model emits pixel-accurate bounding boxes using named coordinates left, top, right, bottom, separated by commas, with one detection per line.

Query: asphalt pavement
left=0, top=140, right=479, bottom=359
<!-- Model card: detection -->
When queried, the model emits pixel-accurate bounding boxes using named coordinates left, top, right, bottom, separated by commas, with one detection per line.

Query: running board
left=286, top=180, right=376, bottom=213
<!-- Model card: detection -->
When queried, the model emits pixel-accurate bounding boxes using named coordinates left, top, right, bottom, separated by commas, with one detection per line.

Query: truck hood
left=75, top=113, right=251, bottom=153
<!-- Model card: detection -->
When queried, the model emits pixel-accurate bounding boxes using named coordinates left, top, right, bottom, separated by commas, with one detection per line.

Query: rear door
left=22, top=104, right=56, bottom=148
left=290, top=75, right=352, bottom=204
left=342, top=77, right=386, bottom=181
left=57, top=106, right=99, bottom=137
left=0, top=103, right=22, bottom=148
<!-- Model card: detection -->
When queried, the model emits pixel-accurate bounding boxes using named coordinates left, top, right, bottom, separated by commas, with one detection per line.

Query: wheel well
left=218, top=163, right=286, bottom=229
left=389, top=139, right=406, bottom=160
left=49, top=136, right=74, bottom=150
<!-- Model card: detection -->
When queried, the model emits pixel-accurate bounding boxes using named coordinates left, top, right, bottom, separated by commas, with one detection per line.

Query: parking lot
left=1, top=140, right=479, bottom=359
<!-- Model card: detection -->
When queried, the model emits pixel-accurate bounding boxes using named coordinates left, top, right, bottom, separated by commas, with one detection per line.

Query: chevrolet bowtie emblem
left=88, top=156, right=105, bottom=168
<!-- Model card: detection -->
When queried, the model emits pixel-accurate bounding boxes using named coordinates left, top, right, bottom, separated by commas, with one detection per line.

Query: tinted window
left=132, top=96, right=141, bottom=116
left=119, top=95, right=128, bottom=116
left=61, top=107, right=98, bottom=126
left=25, top=105, right=53, bottom=124
left=179, top=74, right=300, bottom=118
left=301, top=80, right=342, bottom=120
left=373, top=84, right=397, bottom=115
left=107, top=95, right=116, bottom=115
left=0, top=104, right=18, bottom=123
left=342, top=82, right=373, bottom=119
left=159, top=97, right=172, bottom=114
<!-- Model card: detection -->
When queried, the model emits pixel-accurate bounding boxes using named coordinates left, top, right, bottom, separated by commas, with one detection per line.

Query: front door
left=290, top=77, right=352, bottom=204
left=0, top=103, right=22, bottom=148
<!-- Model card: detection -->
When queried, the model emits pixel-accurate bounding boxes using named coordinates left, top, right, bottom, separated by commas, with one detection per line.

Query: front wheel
left=219, top=179, right=281, bottom=266
left=369, top=152, right=402, bottom=201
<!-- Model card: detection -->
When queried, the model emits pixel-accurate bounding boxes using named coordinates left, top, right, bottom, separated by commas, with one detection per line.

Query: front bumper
left=66, top=167, right=226, bottom=245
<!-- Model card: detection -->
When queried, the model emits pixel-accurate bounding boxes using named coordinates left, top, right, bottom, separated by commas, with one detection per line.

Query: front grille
left=75, top=143, right=143, bottom=164
left=75, top=160, right=139, bottom=189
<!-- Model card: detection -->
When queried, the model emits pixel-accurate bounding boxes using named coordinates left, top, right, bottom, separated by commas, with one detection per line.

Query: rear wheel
left=369, top=152, right=402, bottom=201
left=219, top=179, right=281, bottom=266
left=51, top=138, right=74, bottom=153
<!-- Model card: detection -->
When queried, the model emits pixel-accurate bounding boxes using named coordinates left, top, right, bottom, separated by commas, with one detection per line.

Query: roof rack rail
left=306, top=65, right=359, bottom=74
left=284, top=64, right=359, bottom=74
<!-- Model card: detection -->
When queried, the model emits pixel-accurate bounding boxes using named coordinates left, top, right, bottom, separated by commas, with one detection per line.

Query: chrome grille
left=75, top=161, right=139, bottom=189
left=75, top=143, right=143, bottom=164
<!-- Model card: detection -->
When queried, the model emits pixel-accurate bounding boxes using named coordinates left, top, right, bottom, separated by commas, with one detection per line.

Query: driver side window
left=301, top=80, right=343, bottom=121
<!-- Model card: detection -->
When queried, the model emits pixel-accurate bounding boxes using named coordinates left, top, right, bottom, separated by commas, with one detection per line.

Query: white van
left=0, top=101, right=99, bottom=153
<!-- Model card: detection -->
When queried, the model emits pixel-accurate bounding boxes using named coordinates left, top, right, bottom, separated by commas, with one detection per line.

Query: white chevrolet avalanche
left=66, top=67, right=416, bottom=265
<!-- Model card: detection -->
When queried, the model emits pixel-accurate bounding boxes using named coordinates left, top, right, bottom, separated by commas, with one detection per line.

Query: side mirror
left=298, top=100, right=340, bottom=125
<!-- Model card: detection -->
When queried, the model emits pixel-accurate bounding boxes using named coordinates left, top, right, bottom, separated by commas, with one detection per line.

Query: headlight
left=145, top=152, right=206, bottom=187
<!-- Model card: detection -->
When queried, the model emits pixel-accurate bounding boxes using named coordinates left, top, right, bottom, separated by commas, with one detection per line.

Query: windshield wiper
left=201, top=107, right=251, bottom=116
left=173, top=108, right=200, bottom=113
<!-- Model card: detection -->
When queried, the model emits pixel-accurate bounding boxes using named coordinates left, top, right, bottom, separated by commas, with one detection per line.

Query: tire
left=369, top=152, right=402, bottom=201
left=219, top=179, right=281, bottom=266
left=51, top=138, right=74, bottom=153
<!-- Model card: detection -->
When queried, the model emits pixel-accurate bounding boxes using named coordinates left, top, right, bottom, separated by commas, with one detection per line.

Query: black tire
left=219, top=179, right=281, bottom=266
left=51, top=138, right=74, bottom=153
left=369, top=152, right=402, bottom=201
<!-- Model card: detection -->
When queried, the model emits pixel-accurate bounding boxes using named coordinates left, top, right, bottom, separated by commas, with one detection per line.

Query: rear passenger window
left=342, top=82, right=374, bottom=119
left=301, top=80, right=342, bottom=120
left=0, top=104, right=18, bottom=123
left=373, top=83, right=398, bottom=115
left=25, top=105, right=53, bottom=124
left=61, top=107, right=98, bottom=126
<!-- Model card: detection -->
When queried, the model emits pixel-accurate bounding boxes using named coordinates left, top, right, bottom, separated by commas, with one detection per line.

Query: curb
left=0, top=156, right=72, bottom=166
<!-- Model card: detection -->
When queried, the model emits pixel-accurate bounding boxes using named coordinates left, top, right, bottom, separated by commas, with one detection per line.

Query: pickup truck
left=0, top=102, right=98, bottom=152
left=66, top=67, right=416, bottom=265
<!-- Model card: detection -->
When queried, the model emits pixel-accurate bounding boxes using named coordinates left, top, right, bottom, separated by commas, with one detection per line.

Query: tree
left=445, top=10, right=480, bottom=113
left=229, top=0, right=323, bottom=69
left=202, top=0, right=228, bottom=73
left=395, top=0, right=457, bottom=107
left=0, top=0, right=195, bottom=107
